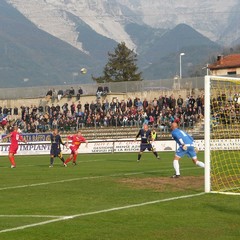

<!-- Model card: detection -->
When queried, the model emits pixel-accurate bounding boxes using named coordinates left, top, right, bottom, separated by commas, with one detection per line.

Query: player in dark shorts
left=135, top=124, right=160, bottom=162
left=49, top=129, right=66, bottom=167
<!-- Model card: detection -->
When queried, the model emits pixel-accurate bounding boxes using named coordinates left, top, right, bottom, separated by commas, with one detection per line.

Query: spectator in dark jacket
left=57, top=89, right=64, bottom=101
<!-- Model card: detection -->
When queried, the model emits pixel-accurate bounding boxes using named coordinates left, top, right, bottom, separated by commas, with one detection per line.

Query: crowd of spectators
left=46, top=87, right=84, bottom=102
left=45, top=85, right=110, bottom=102
left=211, top=93, right=240, bottom=126
left=0, top=93, right=205, bottom=134
left=96, top=85, right=110, bottom=98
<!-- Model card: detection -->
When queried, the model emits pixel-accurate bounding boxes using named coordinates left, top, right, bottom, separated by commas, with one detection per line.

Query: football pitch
left=0, top=152, right=239, bottom=240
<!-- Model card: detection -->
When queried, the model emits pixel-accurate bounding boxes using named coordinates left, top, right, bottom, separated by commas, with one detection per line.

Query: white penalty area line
left=0, top=167, right=198, bottom=191
left=0, top=192, right=205, bottom=234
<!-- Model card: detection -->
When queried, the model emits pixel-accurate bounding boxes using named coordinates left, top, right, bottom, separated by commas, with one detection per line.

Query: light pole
left=179, top=52, right=185, bottom=79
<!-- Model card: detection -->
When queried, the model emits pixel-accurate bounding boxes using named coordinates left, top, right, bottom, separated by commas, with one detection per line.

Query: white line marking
left=0, top=159, right=107, bottom=169
left=0, top=215, right=64, bottom=218
left=0, top=165, right=36, bottom=169
left=0, top=176, right=105, bottom=191
left=0, top=192, right=205, bottom=234
left=0, top=167, right=198, bottom=191
left=80, top=159, right=108, bottom=163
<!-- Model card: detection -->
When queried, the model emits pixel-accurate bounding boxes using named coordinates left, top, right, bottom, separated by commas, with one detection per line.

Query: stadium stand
left=0, top=86, right=205, bottom=140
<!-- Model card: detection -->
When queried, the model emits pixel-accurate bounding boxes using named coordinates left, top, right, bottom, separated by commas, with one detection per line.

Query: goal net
left=205, top=76, right=240, bottom=194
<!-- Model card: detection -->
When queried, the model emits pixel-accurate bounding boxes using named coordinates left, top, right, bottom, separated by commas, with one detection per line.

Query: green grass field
left=0, top=152, right=239, bottom=240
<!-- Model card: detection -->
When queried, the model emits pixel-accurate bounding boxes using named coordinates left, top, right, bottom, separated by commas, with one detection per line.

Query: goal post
left=204, top=76, right=211, bottom=193
left=204, top=75, right=240, bottom=194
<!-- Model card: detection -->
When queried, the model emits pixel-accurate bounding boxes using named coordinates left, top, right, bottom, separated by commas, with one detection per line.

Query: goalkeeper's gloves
left=182, top=145, right=188, bottom=151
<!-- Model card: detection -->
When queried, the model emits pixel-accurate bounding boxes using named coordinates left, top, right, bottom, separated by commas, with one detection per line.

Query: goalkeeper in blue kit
left=171, top=122, right=205, bottom=178
left=135, top=124, right=160, bottom=162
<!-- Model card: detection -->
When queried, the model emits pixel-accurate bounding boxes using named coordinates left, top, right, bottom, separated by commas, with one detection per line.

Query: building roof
left=208, top=54, right=240, bottom=70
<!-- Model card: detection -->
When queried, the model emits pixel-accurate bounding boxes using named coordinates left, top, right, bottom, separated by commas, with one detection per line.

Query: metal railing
left=0, top=77, right=204, bottom=100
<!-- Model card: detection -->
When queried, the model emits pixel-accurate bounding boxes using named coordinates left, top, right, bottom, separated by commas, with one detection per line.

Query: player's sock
left=9, top=156, right=15, bottom=167
left=60, top=157, right=65, bottom=163
left=137, top=154, right=142, bottom=161
left=50, top=157, right=54, bottom=165
left=64, top=157, right=72, bottom=164
left=72, top=155, right=77, bottom=164
left=173, top=160, right=180, bottom=175
left=196, top=161, right=205, bottom=168
left=153, top=151, right=159, bottom=158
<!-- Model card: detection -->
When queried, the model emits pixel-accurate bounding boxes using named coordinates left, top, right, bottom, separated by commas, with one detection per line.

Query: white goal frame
left=204, top=75, right=211, bottom=193
left=204, top=75, right=240, bottom=194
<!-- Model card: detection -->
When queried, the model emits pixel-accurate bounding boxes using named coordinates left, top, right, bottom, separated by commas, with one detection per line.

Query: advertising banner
left=1, top=133, right=52, bottom=143
left=0, top=136, right=240, bottom=156
left=0, top=139, right=176, bottom=156
left=194, top=139, right=240, bottom=151
left=78, top=141, right=114, bottom=154
left=113, top=140, right=176, bottom=152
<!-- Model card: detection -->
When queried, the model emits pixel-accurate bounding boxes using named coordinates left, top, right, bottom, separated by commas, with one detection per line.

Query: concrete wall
left=210, top=68, right=240, bottom=76
left=0, top=89, right=204, bottom=111
left=0, top=77, right=204, bottom=100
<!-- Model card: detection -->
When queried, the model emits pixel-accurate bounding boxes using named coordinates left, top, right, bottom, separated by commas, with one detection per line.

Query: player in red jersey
left=1, top=126, right=27, bottom=168
left=64, top=130, right=88, bottom=166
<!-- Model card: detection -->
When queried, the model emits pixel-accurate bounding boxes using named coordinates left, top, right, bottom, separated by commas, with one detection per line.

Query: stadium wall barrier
left=0, top=138, right=240, bottom=156
left=0, top=139, right=177, bottom=156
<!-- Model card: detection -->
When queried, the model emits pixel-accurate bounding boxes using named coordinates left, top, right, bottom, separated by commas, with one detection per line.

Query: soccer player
left=135, top=124, right=160, bottom=162
left=49, top=129, right=66, bottom=168
left=1, top=126, right=27, bottom=168
left=171, top=122, right=205, bottom=178
left=64, top=130, right=88, bottom=166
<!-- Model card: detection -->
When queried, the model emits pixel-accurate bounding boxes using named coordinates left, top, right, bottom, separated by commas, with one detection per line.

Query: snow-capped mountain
left=7, top=0, right=240, bottom=52
left=0, top=0, right=237, bottom=87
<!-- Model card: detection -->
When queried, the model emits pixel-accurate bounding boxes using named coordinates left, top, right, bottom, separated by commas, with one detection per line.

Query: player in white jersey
left=171, top=122, right=205, bottom=178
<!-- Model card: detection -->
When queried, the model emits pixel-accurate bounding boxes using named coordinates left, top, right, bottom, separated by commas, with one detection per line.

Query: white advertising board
left=78, top=141, right=114, bottom=154
left=194, top=139, right=240, bottom=151
left=0, top=138, right=240, bottom=156
left=113, top=140, right=176, bottom=152
left=0, top=140, right=176, bottom=156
